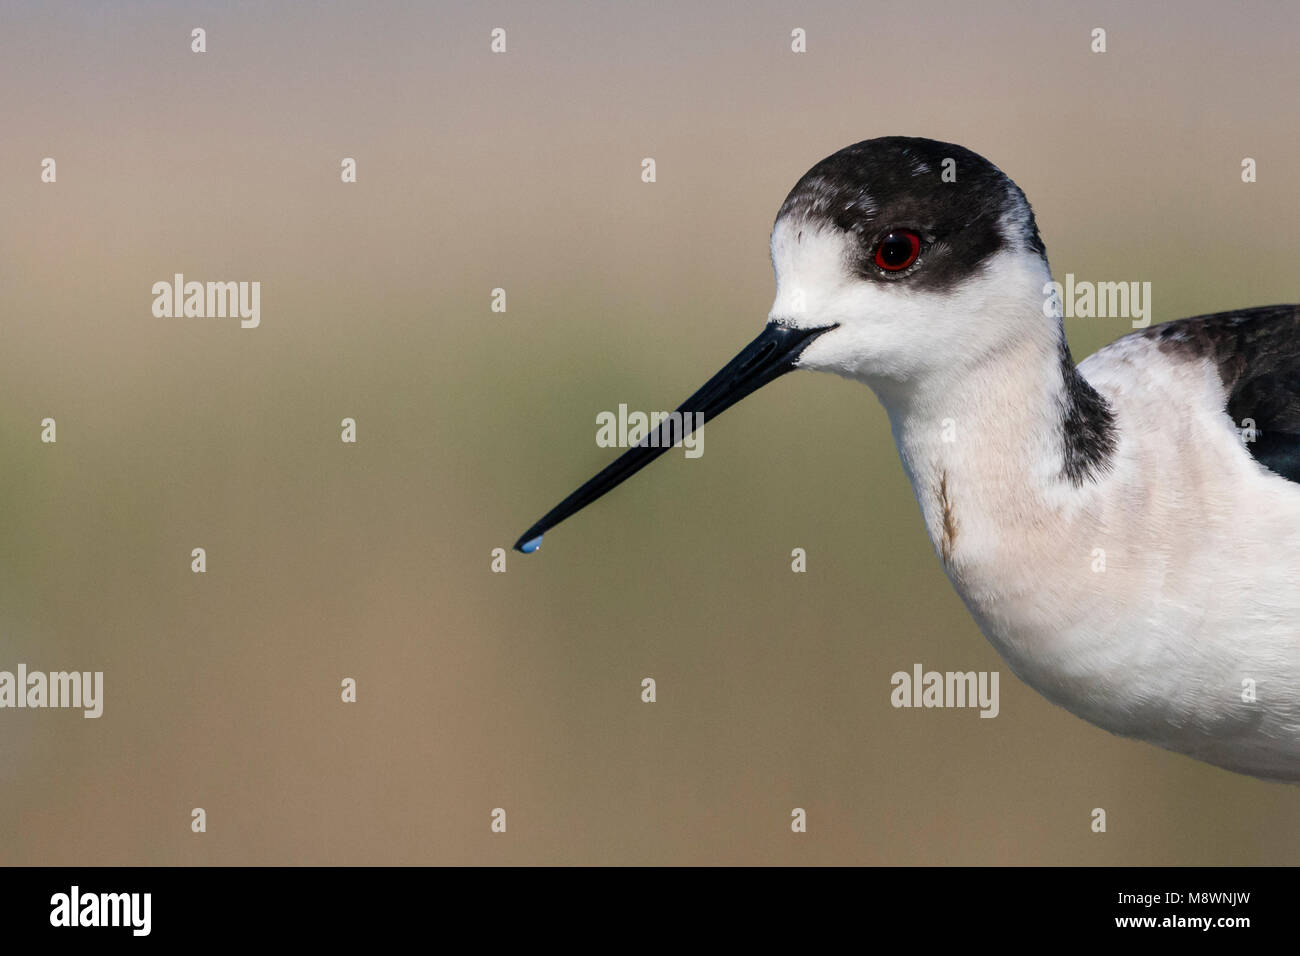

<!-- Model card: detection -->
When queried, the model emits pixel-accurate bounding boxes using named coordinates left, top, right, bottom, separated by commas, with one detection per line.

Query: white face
left=767, top=217, right=1054, bottom=389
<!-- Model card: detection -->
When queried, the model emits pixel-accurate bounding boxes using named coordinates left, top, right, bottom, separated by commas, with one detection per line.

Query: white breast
left=887, top=331, right=1300, bottom=781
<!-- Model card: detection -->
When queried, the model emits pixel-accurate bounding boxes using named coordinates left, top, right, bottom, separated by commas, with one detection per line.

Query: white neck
left=874, top=322, right=1078, bottom=583
left=860, top=307, right=1131, bottom=712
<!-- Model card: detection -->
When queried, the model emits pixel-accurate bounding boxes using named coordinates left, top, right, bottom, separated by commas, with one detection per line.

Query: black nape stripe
left=1058, top=336, right=1117, bottom=485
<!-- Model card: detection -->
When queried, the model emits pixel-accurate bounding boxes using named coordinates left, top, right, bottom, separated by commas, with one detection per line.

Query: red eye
left=874, top=230, right=922, bottom=272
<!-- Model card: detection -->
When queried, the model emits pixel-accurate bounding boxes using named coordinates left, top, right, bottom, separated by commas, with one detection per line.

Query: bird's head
left=515, top=136, right=1058, bottom=552
left=768, top=136, right=1055, bottom=393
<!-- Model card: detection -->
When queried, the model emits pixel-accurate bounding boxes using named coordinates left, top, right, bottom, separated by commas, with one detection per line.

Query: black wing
left=1141, top=304, right=1300, bottom=483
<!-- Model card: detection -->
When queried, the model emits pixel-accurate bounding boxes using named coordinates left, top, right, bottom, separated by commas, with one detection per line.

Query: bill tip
left=517, top=534, right=543, bottom=554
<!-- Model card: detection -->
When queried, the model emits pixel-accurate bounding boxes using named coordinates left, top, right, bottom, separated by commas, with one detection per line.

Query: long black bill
left=513, top=321, right=837, bottom=553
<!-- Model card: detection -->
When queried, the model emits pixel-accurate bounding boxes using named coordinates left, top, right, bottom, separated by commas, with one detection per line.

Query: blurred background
left=0, top=0, right=1297, bottom=864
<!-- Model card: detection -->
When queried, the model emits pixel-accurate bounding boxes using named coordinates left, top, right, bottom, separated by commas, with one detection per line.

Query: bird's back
left=1064, top=306, right=1300, bottom=779
left=1116, top=305, right=1300, bottom=481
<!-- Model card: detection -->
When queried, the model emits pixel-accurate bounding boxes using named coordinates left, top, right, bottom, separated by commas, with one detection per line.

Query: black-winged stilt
left=514, top=137, right=1300, bottom=782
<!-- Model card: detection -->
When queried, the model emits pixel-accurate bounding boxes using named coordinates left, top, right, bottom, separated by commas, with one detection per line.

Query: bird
left=514, top=136, right=1300, bottom=783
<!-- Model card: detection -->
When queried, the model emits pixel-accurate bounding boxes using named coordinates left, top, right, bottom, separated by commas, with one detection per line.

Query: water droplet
left=519, top=535, right=543, bottom=554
